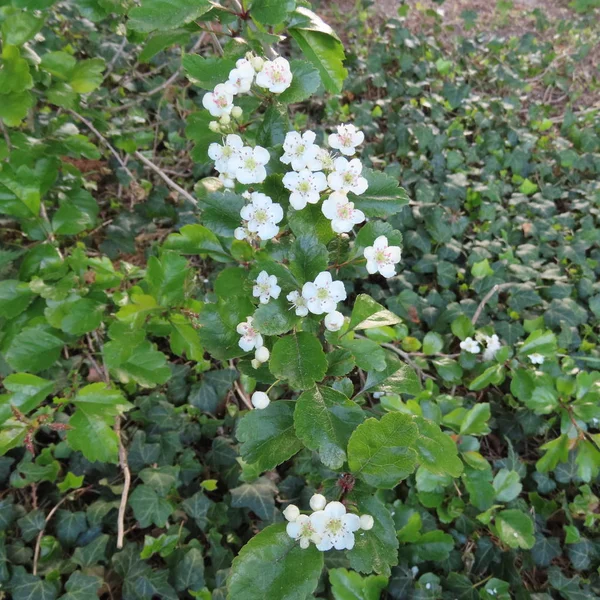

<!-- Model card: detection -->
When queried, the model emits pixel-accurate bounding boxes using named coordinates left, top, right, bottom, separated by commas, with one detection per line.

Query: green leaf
left=451, top=315, right=474, bottom=340
left=536, top=434, right=570, bottom=473
left=256, top=105, right=289, bottom=147
left=289, top=235, right=328, bottom=284
left=182, top=491, right=212, bottom=530
left=52, top=188, right=99, bottom=235
left=422, top=332, right=443, bottom=355
left=58, top=571, right=102, bottom=600
left=468, top=365, right=505, bottom=391
left=270, top=332, right=327, bottom=390
left=237, top=401, right=303, bottom=472
left=71, top=534, right=109, bottom=568
left=0, top=373, right=54, bottom=426
left=349, top=168, right=409, bottom=218
left=349, top=294, right=402, bottom=330
left=57, top=473, right=85, bottom=493
left=129, top=484, right=174, bottom=527
left=340, top=337, right=386, bottom=372
left=139, top=466, right=180, bottom=496
left=0, top=46, right=33, bottom=94
left=251, top=0, right=296, bottom=25
left=173, top=546, right=205, bottom=592
left=471, top=259, right=494, bottom=278
left=139, top=30, right=191, bottom=63
left=2, top=11, right=44, bottom=46
left=346, top=492, right=399, bottom=577
left=253, top=296, right=298, bottom=336
left=278, top=59, right=321, bottom=103
left=329, top=568, right=388, bottom=600
left=495, top=509, right=535, bottom=549
left=4, top=326, right=63, bottom=374
left=227, top=523, right=323, bottom=600
left=518, top=329, right=557, bottom=357
left=230, top=476, right=277, bottom=520
left=146, top=251, right=191, bottom=307
left=524, top=385, right=559, bottom=415
left=460, top=403, right=491, bottom=436
left=289, top=8, right=347, bottom=94
left=407, top=530, right=454, bottom=562
left=186, top=111, right=222, bottom=162
left=493, top=469, right=522, bottom=502
left=348, top=412, right=418, bottom=488
left=294, top=386, right=365, bottom=470
left=183, top=55, right=236, bottom=89
left=163, top=224, right=230, bottom=262
left=128, top=0, right=212, bottom=32
left=9, top=567, right=57, bottom=600
left=67, top=407, right=119, bottom=463
left=413, top=417, right=463, bottom=478
left=69, top=59, right=105, bottom=94
left=0, top=280, right=34, bottom=319
left=0, top=91, right=34, bottom=126
left=357, top=352, right=421, bottom=397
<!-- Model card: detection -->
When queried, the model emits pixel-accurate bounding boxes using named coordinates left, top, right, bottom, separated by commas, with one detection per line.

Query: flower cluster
left=283, top=494, right=374, bottom=551
left=460, top=333, right=502, bottom=360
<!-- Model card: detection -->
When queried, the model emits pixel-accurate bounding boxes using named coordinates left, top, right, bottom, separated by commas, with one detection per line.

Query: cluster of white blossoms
left=460, top=333, right=502, bottom=361
left=204, top=55, right=292, bottom=189
left=283, top=494, right=374, bottom=551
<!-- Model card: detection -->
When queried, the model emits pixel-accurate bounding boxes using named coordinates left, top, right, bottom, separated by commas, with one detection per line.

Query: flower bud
left=250, top=56, right=264, bottom=72
left=231, top=106, right=243, bottom=119
left=283, top=504, right=300, bottom=522
left=359, top=514, right=374, bottom=530
left=209, top=120, right=220, bottom=132
left=251, top=391, right=270, bottom=410
left=255, top=346, right=270, bottom=363
left=220, top=114, right=231, bottom=125
left=251, top=359, right=261, bottom=369
left=309, top=493, right=327, bottom=511
left=324, top=311, right=344, bottom=332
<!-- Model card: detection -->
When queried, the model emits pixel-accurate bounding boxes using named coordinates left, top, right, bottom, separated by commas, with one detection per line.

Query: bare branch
left=471, top=283, right=512, bottom=326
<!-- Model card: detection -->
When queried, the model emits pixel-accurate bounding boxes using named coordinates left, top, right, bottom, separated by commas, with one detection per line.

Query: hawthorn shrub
left=0, top=1, right=600, bottom=599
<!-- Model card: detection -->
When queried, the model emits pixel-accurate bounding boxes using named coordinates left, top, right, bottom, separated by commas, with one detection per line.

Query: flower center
left=337, top=204, right=352, bottom=219
left=343, top=172, right=355, bottom=185
left=244, top=157, right=258, bottom=170
left=297, top=181, right=311, bottom=193
left=300, top=522, right=313, bottom=537
left=327, top=518, right=344, bottom=536
left=217, top=96, right=228, bottom=107
left=258, top=283, right=271, bottom=295
left=254, top=209, right=268, bottom=224
left=375, top=250, right=388, bottom=263
left=317, top=288, right=330, bottom=301
left=223, top=146, right=234, bottom=158
left=340, top=133, right=353, bottom=146
left=295, top=144, right=306, bottom=156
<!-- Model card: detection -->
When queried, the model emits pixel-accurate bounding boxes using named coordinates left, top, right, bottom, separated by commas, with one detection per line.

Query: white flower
left=286, top=514, right=321, bottom=549
left=364, top=236, right=401, bottom=278
left=208, top=134, right=243, bottom=173
left=328, top=124, right=364, bottom=156
left=228, top=58, right=255, bottom=94
left=310, top=501, right=361, bottom=551
left=529, top=353, right=545, bottom=365
left=202, top=83, right=235, bottom=117
left=287, top=290, right=309, bottom=317
left=460, top=337, right=480, bottom=354
left=255, top=56, right=292, bottom=93
left=253, top=271, right=281, bottom=304
left=283, top=169, right=327, bottom=210
left=240, top=192, right=283, bottom=240
left=236, top=316, right=263, bottom=352
left=255, top=346, right=270, bottom=363
left=324, top=311, right=344, bottom=332
left=482, top=334, right=502, bottom=361
left=302, top=271, right=346, bottom=315
left=359, top=514, right=374, bottom=530
left=251, top=391, right=270, bottom=409
left=234, top=224, right=251, bottom=241
left=218, top=170, right=236, bottom=189
left=283, top=504, right=300, bottom=522
left=280, top=131, right=321, bottom=171
left=309, top=493, right=327, bottom=511
left=321, top=192, right=365, bottom=234
left=327, top=157, right=368, bottom=195
left=231, top=146, right=270, bottom=184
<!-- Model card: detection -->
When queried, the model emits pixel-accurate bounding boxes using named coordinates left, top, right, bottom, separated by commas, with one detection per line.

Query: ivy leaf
left=279, top=59, right=321, bottom=103
left=227, top=523, right=324, bottom=600
left=495, top=509, right=535, bottom=550
left=230, top=476, right=278, bottom=520
left=349, top=169, right=409, bottom=218
left=181, top=491, right=213, bottom=530
left=173, top=547, right=205, bottom=592
left=294, top=386, right=365, bottom=470
left=72, top=534, right=109, bottom=568
left=129, top=484, right=174, bottom=528
left=58, top=571, right=102, bottom=600
left=237, top=401, right=303, bottom=472
left=128, top=0, right=212, bottom=32
left=349, top=295, right=402, bottom=330
left=348, top=412, right=419, bottom=488
left=9, top=567, right=57, bottom=600
left=139, top=466, right=180, bottom=496
left=346, top=491, right=399, bottom=577
left=413, top=417, right=463, bottom=478
left=289, top=8, right=347, bottom=94
left=270, top=332, right=328, bottom=390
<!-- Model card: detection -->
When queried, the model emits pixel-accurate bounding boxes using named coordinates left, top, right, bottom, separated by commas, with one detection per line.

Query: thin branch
left=134, top=150, right=198, bottom=205
left=471, top=283, right=512, bottom=326
left=115, top=416, right=131, bottom=549
left=229, top=360, right=254, bottom=410
left=379, top=342, right=435, bottom=381
left=103, top=36, right=128, bottom=81
left=33, top=487, right=91, bottom=575
left=68, top=109, right=136, bottom=181
left=0, top=120, right=11, bottom=155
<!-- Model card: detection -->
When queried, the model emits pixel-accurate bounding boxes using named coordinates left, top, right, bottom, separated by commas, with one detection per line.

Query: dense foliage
left=0, top=0, right=599, bottom=599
